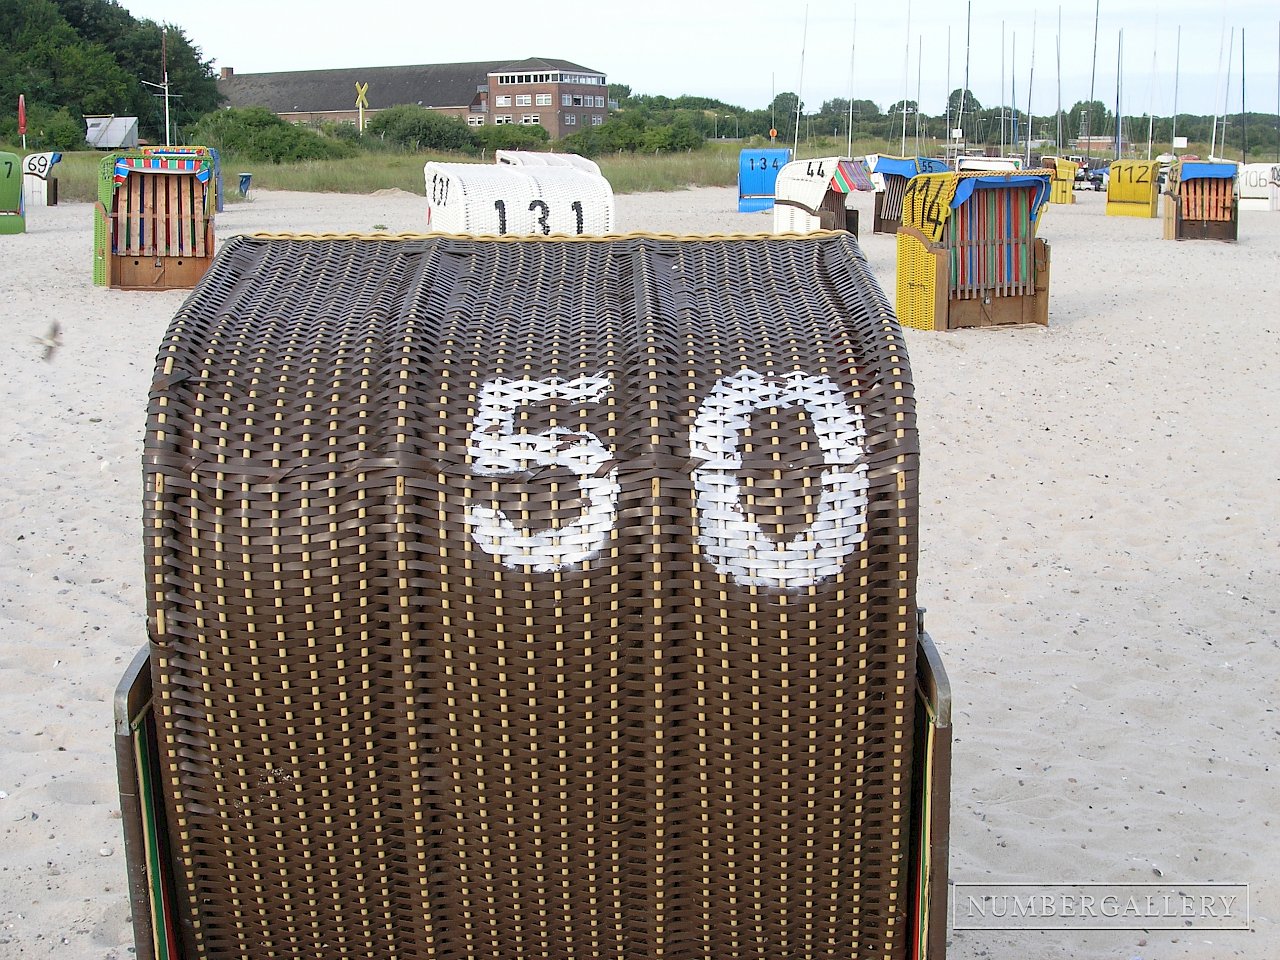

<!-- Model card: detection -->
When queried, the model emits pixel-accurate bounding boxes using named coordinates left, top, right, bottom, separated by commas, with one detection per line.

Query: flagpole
left=794, top=4, right=808, bottom=154
left=162, top=29, right=171, bottom=145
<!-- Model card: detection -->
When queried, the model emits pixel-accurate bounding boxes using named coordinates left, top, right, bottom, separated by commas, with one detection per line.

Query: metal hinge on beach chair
left=116, top=229, right=952, bottom=960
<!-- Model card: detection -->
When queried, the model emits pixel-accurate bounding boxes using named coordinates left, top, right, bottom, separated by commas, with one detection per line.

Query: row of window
left=494, top=94, right=608, bottom=109
left=494, top=72, right=604, bottom=85
left=488, top=114, right=605, bottom=127
left=496, top=94, right=551, bottom=107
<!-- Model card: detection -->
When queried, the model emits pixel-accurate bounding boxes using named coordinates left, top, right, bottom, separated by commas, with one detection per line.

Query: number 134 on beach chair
left=115, top=230, right=952, bottom=960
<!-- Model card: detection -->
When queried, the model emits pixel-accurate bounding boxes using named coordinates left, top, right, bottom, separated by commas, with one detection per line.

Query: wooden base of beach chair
left=897, top=227, right=1050, bottom=331
left=874, top=187, right=904, bottom=234
left=110, top=253, right=212, bottom=291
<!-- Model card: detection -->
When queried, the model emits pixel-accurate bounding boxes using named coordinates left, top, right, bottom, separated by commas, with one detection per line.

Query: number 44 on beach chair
left=115, top=230, right=952, bottom=960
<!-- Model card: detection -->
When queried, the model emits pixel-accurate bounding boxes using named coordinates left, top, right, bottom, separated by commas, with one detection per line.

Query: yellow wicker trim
left=249, top=229, right=855, bottom=242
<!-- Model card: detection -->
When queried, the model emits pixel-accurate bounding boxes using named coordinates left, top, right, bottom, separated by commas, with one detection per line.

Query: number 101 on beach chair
left=115, top=230, right=952, bottom=960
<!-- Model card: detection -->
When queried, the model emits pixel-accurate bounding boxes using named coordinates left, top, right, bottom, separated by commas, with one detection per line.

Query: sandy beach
left=1, top=182, right=1277, bottom=960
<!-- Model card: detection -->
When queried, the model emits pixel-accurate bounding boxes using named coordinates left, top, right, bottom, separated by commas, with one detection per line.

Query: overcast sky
left=121, top=0, right=1279, bottom=119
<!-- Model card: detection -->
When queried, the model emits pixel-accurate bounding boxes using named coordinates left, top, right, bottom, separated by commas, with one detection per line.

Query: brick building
left=217, top=57, right=610, bottom=140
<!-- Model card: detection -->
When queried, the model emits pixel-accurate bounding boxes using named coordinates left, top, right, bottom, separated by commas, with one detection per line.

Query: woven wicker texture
left=426, top=162, right=615, bottom=235
left=144, top=232, right=919, bottom=960
left=894, top=232, right=939, bottom=332
left=494, top=151, right=603, bottom=177
left=93, top=154, right=115, bottom=286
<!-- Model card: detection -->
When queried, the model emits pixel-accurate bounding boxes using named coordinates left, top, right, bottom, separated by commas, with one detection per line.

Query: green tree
left=188, top=106, right=354, bottom=162
left=946, top=88, right=982, bottom=119
left=470, top=122, right=550, bottom=154
left=770, top=91, right=802, bottom=128
left=0, top=0, right=221, bottom=141
left=365, top=104, right=473, bottom=152
left=1067, top=100, right=1112, bottom=143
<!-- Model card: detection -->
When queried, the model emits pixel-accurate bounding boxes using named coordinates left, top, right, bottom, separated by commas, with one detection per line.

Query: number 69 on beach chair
left=114, top=230, right=952, bottom=960
left=93, top=152, right=215, bottom=289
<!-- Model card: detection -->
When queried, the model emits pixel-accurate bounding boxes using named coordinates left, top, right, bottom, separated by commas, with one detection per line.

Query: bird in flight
left=32, top=322, right=62, bottom=362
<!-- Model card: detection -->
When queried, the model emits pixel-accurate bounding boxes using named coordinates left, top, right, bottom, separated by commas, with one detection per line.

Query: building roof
left=218, top=58, right=605, bottom=114
left=84, top=115, right=139, bottom=148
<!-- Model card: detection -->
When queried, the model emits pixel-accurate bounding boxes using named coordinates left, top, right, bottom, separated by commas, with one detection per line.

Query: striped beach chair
left=1163, top=160, right=1238, bottom=241
left=93, top=151, right=215, bottom=289
left=896, top=169, right=1053, bottom=330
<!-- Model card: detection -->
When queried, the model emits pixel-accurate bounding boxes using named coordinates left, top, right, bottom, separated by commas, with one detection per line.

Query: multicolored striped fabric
left=113, top=156, right=211, bottom=185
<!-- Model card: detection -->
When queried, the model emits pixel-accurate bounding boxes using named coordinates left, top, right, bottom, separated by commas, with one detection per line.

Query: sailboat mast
left=1172, top=25, right=1181, bottom=151
left=946, top=24, right=952, bottom=156
left=1026, top=13, right=1037, bottom=167
left=901, top=0, right=911, bottom=155
left=1086, top=0, right=1100, bottom=166
left=794, top=4, right=808, bottom=154
left=847, top=7, right=857, bottom=158
left=1056, top=6, right=1064, bottom=151
left=1146, top=19, right=1157, bottom=159
left=998, top=21, right=1008, bottom=154
left=1241, top=28, right=1246, bottom=163
left=1012, top=33, right=1018, bottom=155
left=916, top=35, right=923, bottom=155
left=1115, top=29, right=1123, bottom=158
left=959, top=1, right=971, bottom=148
left=1221, top=27, right=1234, bottom=157
left=1211, top=21, right=1225, bottom=156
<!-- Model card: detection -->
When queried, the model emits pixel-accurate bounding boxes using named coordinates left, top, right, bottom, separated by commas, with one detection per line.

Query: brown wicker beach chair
left=115, top=231, right=951, bottom=960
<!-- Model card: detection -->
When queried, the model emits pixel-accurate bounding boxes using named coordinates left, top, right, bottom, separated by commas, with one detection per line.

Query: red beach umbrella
left=18, top=94, right=26, bottom=136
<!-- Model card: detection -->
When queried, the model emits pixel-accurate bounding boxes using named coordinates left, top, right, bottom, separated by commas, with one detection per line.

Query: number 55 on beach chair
left=115, top=230, right=952, bottom=960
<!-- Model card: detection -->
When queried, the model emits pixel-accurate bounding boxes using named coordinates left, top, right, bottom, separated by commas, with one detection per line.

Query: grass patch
left=4, top=136, right=1236, bottom=206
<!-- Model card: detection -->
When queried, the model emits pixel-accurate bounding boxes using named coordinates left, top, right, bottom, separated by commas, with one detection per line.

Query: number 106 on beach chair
left=115, top=230, right=952, bottom=960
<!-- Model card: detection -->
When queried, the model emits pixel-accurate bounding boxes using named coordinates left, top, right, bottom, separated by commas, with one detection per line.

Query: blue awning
left=1179, top=161, right=1237, bottom=181
left=875, top=157, right=920, bottom=179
